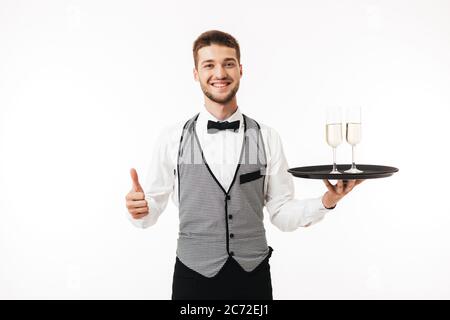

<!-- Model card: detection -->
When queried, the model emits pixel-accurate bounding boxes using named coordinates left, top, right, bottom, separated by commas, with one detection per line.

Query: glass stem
left=333, top=147, right=337, bottom=172
left=351, top=145, right=356, bottom=169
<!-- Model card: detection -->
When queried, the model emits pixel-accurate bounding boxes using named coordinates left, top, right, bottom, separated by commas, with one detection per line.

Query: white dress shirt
left=129, top=107, right=333, bottom=231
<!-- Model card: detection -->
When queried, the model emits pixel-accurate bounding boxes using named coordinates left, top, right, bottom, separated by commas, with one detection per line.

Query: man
left=125, top=30, right=363, bottom=300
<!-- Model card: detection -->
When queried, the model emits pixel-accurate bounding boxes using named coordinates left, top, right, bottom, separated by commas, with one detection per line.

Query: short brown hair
left=193, top=30, right=241, bottom=69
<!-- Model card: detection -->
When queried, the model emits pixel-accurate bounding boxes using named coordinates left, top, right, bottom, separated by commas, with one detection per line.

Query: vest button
left=229, top=251, right=234, bottom=256
left=228, top=214, right=233, bottom=219
left=229, top=233, right=234, bottom=239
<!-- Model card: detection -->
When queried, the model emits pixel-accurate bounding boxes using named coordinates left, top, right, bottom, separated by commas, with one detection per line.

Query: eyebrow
left=201, top=58, right=237, bottom=65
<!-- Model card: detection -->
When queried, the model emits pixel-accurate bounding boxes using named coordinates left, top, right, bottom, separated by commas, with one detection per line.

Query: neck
left=204, top=97, right=238, bottom=121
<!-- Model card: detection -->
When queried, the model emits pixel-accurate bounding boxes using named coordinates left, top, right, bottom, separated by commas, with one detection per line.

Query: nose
left=213, top=65, right=227, bottom=79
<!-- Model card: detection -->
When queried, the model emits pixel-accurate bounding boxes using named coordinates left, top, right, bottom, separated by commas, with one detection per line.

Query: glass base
left=344, top=167, right=364, bottom=173
left=330, top=169, right=342, bottom=174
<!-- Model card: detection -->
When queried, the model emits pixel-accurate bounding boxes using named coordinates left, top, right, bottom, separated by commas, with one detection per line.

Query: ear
left=239, top=64, right=243, bottom=78
left=193, top=67, right=199, bottom=82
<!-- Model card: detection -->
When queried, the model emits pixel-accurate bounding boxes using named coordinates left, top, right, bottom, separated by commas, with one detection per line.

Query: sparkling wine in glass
left=326, top=107, right=343, bottom=174
left=345, top=106, right=363, bottom=173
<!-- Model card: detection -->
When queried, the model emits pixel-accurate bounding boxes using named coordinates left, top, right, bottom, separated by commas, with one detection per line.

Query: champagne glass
left=344, top=106, right=363, bottom=173
left=326, top=107, right=343, bottom=174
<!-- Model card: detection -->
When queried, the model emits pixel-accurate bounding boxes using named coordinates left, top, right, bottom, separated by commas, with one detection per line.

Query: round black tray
left=288, top=164, right=399, bottom=180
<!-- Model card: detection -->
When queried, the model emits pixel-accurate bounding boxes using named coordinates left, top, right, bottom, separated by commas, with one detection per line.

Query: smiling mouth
left=210, top=81, right=231, bottom=88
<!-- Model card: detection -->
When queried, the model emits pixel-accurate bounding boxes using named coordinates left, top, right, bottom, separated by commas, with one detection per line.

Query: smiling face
left=193, top=44, right=242, bottom=105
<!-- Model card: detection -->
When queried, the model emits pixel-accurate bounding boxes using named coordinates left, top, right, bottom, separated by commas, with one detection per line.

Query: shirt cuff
left=301, top=197, right=332, bottom=228
left=302, top=196, right=331, bottom=228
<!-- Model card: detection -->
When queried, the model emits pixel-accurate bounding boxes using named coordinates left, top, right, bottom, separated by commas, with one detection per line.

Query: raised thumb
left=130, top=168, right=143, bottom=192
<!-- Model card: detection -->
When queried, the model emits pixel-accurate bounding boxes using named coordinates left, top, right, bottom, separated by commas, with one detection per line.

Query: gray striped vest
left=176, top=113, right=270, bottom=278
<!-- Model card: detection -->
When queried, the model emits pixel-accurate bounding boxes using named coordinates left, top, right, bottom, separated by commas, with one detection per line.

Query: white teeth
left=211, top=83, right=229, bottom=87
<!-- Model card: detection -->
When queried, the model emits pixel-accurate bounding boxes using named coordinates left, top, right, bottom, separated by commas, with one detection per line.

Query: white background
left=1, top=0, right=449, bottom=299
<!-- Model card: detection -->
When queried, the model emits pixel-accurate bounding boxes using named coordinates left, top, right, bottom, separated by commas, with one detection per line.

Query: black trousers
left=172, top=247, right=273, bottom=300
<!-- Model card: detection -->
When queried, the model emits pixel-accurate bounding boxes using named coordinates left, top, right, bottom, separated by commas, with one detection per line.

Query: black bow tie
left=207, top=120, right=240, bottom=133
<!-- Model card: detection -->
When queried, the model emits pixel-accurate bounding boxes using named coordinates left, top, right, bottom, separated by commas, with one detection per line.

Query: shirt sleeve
left=264, top=128, right=333, bottom=232
left=127, top=125, right=177, bottom=229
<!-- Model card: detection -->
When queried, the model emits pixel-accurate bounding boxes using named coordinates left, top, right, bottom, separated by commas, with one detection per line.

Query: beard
left=200, top=81, right=240, bottom=104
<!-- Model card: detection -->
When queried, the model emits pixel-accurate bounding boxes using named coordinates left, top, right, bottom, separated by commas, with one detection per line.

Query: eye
left=226, top=62, right=235, bottom=67
left=203, top=64, right=213, bottom=68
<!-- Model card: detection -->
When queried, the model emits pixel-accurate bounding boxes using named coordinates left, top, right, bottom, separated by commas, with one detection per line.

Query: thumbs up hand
left=126, top=168, right=149, bottom=219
